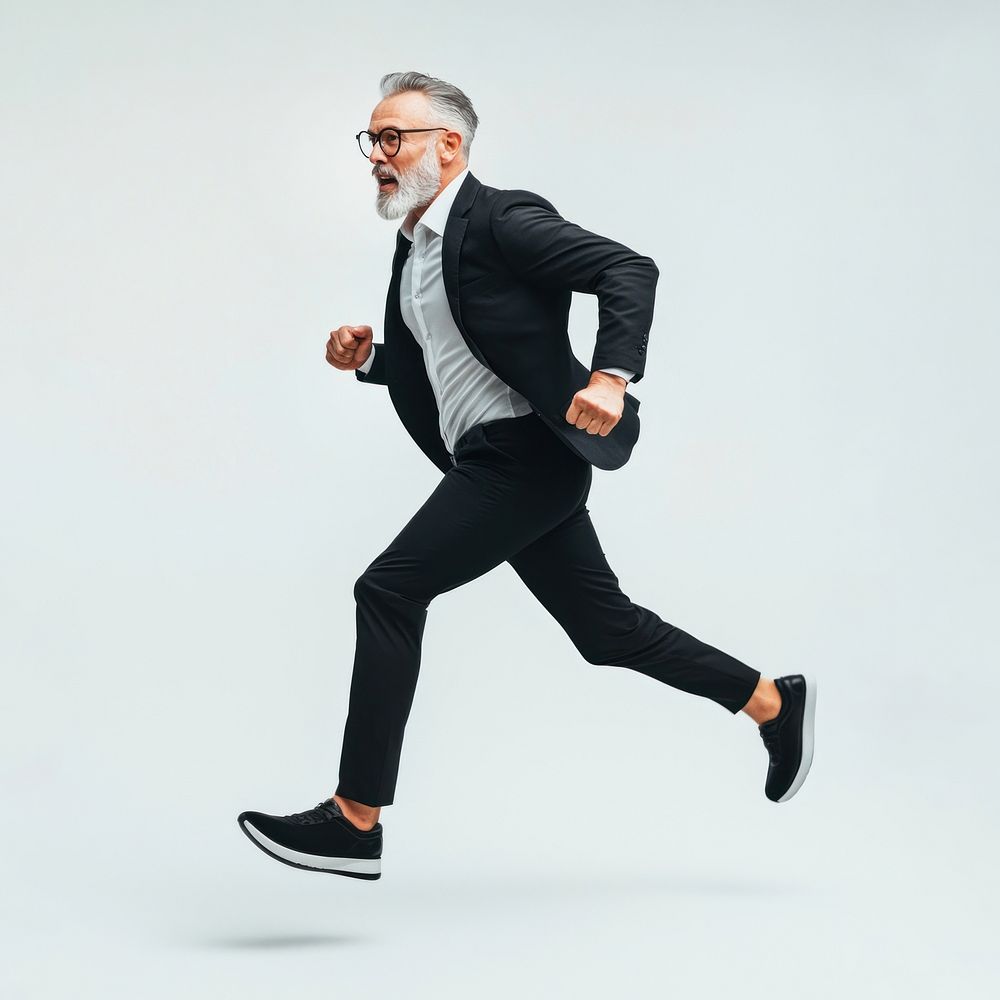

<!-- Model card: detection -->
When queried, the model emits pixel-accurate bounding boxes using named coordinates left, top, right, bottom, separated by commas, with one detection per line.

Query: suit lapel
left=441, top=214, right=468, bottom=333
left=441, top=172, right=490, bottom=370
left=384, top=228, right=415, bottom=379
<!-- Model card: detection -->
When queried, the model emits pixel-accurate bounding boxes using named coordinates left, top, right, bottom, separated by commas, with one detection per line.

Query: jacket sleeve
left=489, top=191, right=658, bottom=384
left=354, top=342, right=388, bottom=386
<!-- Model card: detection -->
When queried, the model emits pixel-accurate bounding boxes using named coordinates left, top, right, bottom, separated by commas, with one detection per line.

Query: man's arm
left=490, top=191, right=658, bottom=384
left=354, top=342, right=388, bottom=385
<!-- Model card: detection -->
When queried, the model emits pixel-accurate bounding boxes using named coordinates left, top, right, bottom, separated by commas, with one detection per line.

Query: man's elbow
left=625, top=254, right=658, bottom=283
left=629, top=255, right=658, bottom=292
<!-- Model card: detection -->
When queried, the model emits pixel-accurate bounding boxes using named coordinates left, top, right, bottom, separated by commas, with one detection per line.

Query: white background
left=3, top=1, right=998, bottom=997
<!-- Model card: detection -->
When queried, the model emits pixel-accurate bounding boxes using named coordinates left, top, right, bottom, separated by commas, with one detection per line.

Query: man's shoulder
left=473, top=178, right=559, bottom=220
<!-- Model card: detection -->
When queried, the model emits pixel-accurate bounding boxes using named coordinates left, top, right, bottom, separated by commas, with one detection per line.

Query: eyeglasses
left=356, top=126, right=447, bottom=158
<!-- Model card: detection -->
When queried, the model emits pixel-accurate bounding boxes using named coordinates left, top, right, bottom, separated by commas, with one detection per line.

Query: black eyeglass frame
left=356, top=126, right=448, bottom=158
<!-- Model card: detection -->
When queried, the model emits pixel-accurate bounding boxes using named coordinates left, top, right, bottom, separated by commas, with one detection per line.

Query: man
left=237, top=72, right=816, bottom=880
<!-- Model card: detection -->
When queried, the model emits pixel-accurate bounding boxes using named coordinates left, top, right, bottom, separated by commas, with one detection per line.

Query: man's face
left=367, top=91, right=444, bottom=220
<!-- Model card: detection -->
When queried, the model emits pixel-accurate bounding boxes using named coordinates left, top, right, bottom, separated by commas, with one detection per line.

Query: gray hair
left=379, top=71, right=479, bottom=161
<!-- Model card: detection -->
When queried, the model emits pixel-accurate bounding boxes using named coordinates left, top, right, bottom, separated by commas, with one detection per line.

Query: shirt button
left=414, top=291, right=421, bottom=299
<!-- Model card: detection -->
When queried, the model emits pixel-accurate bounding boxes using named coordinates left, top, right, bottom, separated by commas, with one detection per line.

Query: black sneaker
left=237, top=797, right=382, bottom=879
left=758, top=674, right=817, bottom=802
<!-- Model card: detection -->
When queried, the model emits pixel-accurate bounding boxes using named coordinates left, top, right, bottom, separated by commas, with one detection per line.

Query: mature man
left=238, top=72, right=816, bottom=880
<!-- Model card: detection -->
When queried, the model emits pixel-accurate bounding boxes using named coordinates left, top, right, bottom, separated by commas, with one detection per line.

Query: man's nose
left=369, top=147, right=387, bottom=167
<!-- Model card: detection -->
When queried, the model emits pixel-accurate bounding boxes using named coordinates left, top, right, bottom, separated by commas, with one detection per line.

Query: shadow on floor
left=194, top=932, right=368, bottom=950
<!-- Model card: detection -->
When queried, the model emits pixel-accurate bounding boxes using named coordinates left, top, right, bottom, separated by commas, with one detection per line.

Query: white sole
left=241, top=820, right=381, bottom=877
left=777, top=674, right=817, bottom=802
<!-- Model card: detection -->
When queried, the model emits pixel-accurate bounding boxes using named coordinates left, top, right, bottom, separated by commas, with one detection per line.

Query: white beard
left=374, top=137, right=442, bottom=220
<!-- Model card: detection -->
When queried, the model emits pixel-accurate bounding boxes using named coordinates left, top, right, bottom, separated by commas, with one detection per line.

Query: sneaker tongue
left=323, top=797, right=344, bottom=815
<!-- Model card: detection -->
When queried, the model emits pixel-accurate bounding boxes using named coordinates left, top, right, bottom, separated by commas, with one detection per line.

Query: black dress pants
left=336, top=411, right=761, bottom=806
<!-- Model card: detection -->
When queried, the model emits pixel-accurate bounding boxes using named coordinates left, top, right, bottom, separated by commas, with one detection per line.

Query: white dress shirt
left=358, top=167, right=634, bottom=457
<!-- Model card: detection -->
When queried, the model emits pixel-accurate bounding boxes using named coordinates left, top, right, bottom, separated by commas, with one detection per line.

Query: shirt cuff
left=357, top=344, right=376, bottom=375
left=596, top=366, right=634, bottom=383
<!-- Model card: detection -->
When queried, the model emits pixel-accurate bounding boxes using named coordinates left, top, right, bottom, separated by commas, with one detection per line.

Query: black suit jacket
left=355, top=170, right=659, bottom=474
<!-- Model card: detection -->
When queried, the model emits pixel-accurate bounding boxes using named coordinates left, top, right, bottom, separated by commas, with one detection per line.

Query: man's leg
left=334, top=417, right=592, bottom=822
left=506, top=501, right=768, bottom=715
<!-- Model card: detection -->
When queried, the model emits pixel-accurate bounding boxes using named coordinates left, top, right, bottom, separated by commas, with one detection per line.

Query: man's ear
left=442, top=131, right=464, bottom=164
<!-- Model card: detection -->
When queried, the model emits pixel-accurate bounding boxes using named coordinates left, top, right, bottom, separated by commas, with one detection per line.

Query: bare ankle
left=332, top=794, right=381, bottom=831
left=742, top=677, right=783, bottom=725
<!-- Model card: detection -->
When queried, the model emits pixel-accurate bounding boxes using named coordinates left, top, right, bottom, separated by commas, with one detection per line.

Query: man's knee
left=353, top=565, right=391, bottom=605
left=353, top=563, right=428, bottom=612
left=575, top=634, right=627, bottom=666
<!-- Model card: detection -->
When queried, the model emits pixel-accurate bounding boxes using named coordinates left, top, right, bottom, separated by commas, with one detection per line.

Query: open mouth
left=377, top=176, right=398, bottom=190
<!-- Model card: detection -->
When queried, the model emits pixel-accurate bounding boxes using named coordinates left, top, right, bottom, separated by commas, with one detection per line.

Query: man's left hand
left=564, top=372, right=627, bottom=435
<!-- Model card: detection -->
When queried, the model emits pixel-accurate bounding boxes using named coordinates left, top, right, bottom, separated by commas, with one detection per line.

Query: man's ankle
left=332, top=794, right=380, bottom=831
left=757, top=698, right=781, bottom=725
left=742, top=677, right=783, bottom=725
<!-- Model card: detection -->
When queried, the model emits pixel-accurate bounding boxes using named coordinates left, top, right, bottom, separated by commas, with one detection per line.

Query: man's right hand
left=326, top=325, right=373, bottom=371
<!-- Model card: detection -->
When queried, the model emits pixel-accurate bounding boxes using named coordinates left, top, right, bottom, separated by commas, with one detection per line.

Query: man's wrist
left=590, top=369, right=628, bottom=390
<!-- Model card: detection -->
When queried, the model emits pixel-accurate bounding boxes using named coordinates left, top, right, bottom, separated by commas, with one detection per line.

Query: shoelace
left=283, top=799, right=343, bottom=825
left=759, top=721, right=783, bottom=764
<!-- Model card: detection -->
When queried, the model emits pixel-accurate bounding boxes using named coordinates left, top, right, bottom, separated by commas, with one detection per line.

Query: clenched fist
left=326, top=325, right=373, bottom=371
left=564, top=371, right=627, bottom=435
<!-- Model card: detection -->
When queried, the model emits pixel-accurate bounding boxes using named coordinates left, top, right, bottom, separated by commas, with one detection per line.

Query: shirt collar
left=399, top=167, right=470, bottom=241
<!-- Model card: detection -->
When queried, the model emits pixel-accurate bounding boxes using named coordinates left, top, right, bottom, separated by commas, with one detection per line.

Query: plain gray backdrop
left=3, top=1, right=998, bottom=997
